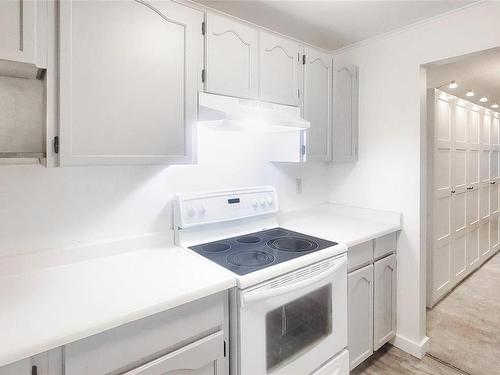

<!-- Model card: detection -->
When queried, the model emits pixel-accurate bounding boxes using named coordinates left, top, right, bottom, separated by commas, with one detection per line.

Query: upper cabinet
left=259, top=32, right=301, bottom=106
left=302, top=48, right=332, bottom=161
left=205, top=13, right=258, bottom=99
left=332, top=63, right=359, bottom=162
left=59, top=0, right=203, bottom=165
left=0, top=0, right=47, bottom=68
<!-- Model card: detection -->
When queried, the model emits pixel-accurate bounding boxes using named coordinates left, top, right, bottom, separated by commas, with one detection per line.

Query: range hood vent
left=198, top=92, right=310, bottom=129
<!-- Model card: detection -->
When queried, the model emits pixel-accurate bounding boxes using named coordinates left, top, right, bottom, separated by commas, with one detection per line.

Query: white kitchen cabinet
left=259, top=32, right=301, bottom=106
left=123, top=331, right=224, bottom=375
left=332, top=63, right=359, bottom=162
left=59, top=0, right=203, bottom=165
left=64, top=292, right=228, bottom=375
left=348, top=264, right=373, bottom=370
left=373, top=254, right=396, bottom=351
left=0, top=0, right=47, bottom=68
left=205, top=13, right=258, bottom=99
left=0, top=349, right=62, bottom=375
left=302, top=47, right=332, bottom=161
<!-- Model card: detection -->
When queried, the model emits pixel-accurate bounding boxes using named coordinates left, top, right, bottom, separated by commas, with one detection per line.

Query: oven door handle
left=241, top=257, right=345, bottom=306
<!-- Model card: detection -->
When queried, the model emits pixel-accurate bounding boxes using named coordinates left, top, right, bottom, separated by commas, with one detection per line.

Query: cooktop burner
left=189, top=227, right=337, bottom=275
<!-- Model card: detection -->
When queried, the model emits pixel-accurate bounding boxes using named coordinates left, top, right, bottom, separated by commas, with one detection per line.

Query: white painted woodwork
left=373, top=254, right=396, bottom=351
left=347, top=241, right=373, bottom=272
left=374, top=233, right=397, bottom=260
left=259, top=31, right=300, bottom=106
left=332, top=63, right=359, bottom=162
left=348, top=265, right=374, bottom=370
left=123, top=331, right=224, bottom=375
left=59, top=0, right=203, bottom=165
left=429, top=89, right=500, bottom=306
left=64, top=293, right=226, bottom=375
left=302, top=47, right=332, bottom=161
left=205, top=13, right=258, bottom=99
left=0, top=350, right=61, bottom=375
left=310, top=350, right=349, bottom=375
left=0, top=0, right=47, bottom=67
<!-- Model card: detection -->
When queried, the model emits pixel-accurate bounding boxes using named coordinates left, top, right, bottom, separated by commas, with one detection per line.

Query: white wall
left=330, top=1, right=500, bottom=356
left=0, top=122, right=330, bottom=258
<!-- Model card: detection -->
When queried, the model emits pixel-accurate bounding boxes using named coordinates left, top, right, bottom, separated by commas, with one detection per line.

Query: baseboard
left=391, top=334, right=430, bottom=359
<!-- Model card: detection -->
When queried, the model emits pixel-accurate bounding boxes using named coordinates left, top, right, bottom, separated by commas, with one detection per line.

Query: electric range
left=174, top=186, right=349, bottom=375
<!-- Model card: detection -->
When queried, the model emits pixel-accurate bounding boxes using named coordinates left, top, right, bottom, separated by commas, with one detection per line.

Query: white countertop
left=280, top=203, right=401, bottom=247
left=0, top=246, right=236, bottom=367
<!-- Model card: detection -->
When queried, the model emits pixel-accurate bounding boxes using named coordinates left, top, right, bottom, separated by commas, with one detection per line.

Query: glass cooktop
left=189, top=227, right=337, bottom=275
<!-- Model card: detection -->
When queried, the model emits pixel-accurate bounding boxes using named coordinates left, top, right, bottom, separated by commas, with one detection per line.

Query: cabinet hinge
left=32, top=366, right=38, bottom=375
left=201, top=21, right=206, bottom=35
left=301, top=144, right=306, bottom=155
left=53, top=136, right=59, bottom=154
left=223, top=340, right=227, bottom=357
left=201, top=69, right=206, bottom=83
left=302, top=54, right=306, bottom=65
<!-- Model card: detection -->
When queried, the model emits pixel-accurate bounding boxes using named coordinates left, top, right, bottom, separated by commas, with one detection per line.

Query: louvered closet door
left=490, top=114, right=500, bottom=254
left=451, top=100, right=467, bottom=282
left=432, top=92, right=453, bottom=299
left=467, top=106, right=481, bottom=270
left=480, top=112, right=492, bottom=260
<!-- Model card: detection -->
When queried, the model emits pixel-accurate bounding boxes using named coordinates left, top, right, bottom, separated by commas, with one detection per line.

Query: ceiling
left=427, top=48, right=500, bottom=111
left=193, top=0, right=476, bottom=50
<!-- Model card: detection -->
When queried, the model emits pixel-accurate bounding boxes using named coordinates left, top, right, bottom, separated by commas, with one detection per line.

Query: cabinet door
left=59, top=0, right=203, bottom=165
left=347, top=265, right=373, bottom=370
left=0, top=0, right=46, bottom=67
left=303, top=48, right=332, bottom=161
left=123, top=331, right=224, bottom=375
left=259, top=32, right=300, bottom=106
left=205, top=14, right=258, bottom=99
left=373, top=254, right=396, bottom=350
left=332, top=64, right=359, bottom=162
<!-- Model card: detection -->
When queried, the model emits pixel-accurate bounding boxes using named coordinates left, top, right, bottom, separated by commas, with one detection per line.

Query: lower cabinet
left=348, top=264, right=373, bottom=369
left=347, top=234, right=398, bottom=370
left=373, top=254, right=397, bottom=351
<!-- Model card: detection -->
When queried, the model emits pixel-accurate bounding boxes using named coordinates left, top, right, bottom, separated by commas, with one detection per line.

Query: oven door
left=238, top=254, right=347, bottom=375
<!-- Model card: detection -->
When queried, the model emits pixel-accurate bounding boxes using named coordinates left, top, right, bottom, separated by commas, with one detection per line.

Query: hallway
left=353, top=251, right=500, bottom=374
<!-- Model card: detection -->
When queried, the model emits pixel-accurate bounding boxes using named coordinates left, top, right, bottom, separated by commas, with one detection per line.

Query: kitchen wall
left=329, top=1, right=500, bottom=357
left=0, top=121, right=330, bottom=258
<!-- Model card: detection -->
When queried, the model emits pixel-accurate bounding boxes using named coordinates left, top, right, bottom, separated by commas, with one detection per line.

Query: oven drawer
left=311, top=349, right=349, bottom=375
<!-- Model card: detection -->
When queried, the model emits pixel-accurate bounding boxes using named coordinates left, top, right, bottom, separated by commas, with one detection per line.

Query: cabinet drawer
left=64, top=292, right=226, bottom=375
left=348, top=241, right=373, bottom=271
left=124, top=331, right=224, bottom=375
left=374, top=233, right=397, bottom=259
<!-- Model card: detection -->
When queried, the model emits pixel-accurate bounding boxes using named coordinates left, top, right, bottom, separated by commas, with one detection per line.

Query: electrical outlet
left=295, top=178, right=302, bottom=194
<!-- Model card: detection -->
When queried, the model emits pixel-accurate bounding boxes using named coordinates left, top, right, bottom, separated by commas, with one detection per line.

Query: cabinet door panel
left=60, top=0, right=202, bottom=165
left=348, top=265, right=373, bottom=370
left=205, top=14, right=258, bottom=99
left=259, top=32, right=300, bottom=105
left=373, top=254, right=396, bottom=350
left=332, top=64, right=359, bottom=162
left=303, top=48, right=332, bottom=161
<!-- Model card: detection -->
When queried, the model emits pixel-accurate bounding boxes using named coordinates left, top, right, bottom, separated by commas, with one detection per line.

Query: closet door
left=490, top=114, right=500, bottom=253
left=259, top=31, right=300, bottom=106
left=205, top=13, right=258, bottom=99
left=302, top=48, right=332, bottom=161
left=467, top=106, right=481, bottom=270
left=451, top=100, right=467, bottom=283
left=432, top=91, right=453, bottom=301
left=480, top=112, right=492, bottom=259
left=59, top=0, right=203, bottom=165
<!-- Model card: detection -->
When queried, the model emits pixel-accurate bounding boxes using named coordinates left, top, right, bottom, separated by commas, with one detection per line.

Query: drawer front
left=64, top=292, right=226, bottom=375
left=310, top=349, right=349, bottom=375
left=374, top=233, right=397, bottom=259
left=348, top=241, right=373, bottom=271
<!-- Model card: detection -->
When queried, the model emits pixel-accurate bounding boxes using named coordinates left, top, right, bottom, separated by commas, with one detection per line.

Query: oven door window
left=266, top=285, right=332, bottom=370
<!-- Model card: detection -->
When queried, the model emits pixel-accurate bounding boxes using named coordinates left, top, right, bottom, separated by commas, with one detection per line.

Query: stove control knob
left=187, top=207, right=196, bottom=217
left=198, top=206, right=206, bottom=216
left=267, top=197, right=274, bottom=205
left=252, top=200, right=258, bottom=208
left=259, top=199, right=265, bottom=207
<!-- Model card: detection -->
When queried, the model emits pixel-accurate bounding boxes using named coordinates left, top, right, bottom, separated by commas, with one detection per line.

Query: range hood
left=198, top=92, right=310, bottom=129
